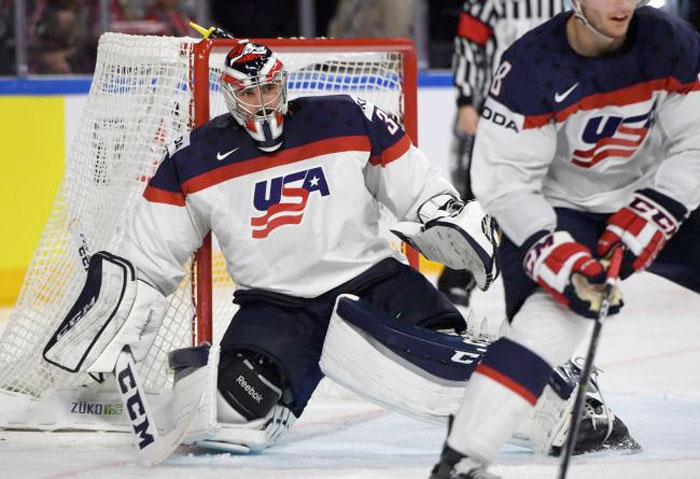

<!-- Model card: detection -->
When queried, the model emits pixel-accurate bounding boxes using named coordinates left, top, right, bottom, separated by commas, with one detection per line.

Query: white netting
left=0, top=33, right=410, bottom=412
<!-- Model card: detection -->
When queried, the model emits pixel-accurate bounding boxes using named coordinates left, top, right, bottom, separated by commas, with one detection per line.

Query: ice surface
left=1, top=272, right=698, bottom=479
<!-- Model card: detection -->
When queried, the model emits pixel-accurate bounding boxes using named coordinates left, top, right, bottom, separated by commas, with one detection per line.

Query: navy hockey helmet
left=220, top=41, right=288, bottom=153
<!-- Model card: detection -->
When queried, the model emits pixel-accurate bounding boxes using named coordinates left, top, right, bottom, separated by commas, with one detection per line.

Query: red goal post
left=190, top=37, right=420, bottom=346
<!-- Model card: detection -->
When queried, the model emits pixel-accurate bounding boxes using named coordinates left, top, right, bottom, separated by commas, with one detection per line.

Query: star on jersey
left=251, top=166, right=331, bottom=238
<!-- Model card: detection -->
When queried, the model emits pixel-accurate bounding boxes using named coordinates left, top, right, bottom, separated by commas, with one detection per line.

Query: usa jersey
left=117, top=95, right=456, bottom=296
left=471, top=7, right=700, bottom=246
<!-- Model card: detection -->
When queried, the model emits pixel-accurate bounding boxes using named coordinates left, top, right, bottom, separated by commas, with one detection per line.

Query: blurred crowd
left=0, top=0, right=697, bottom=76
left=0, top=0, right=458, bottom=75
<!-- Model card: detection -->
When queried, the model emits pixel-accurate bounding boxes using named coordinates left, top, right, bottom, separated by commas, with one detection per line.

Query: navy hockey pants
left=219, top=258, right=465, bottom=415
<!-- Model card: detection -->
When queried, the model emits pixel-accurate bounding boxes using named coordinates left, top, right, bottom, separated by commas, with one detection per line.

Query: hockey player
left=42, top=39, right=498, bottom=452
left=439, top=0, right=568, bottom=307
left=431, top=0, right=700, bottom=477
left=43, top=40, right=631, bottom=459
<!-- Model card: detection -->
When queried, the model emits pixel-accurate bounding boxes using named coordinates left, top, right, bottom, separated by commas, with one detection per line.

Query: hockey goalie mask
left=220, top=42, right=288, bottom=153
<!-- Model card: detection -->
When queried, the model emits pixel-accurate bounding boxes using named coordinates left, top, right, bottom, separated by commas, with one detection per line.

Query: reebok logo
left=217, top=147, right=239, bottom=161
left=236, top=375, right=264, bottom=402
left=555, top=83, right=579, bottom=103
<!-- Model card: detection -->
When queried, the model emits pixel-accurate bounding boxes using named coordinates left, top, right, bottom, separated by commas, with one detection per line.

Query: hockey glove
left=43, top=251, right=168, bottom=373
left=523, top=231, right=622, bottom=319
left=391, top=196, right=499, bottom=290
left=596, top=189, right=687, bottom=279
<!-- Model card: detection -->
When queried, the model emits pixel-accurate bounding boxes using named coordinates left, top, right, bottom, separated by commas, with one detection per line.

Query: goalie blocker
left=43, top=251, right=168, bottom=373
left=320, top=295, right=639, bottom=455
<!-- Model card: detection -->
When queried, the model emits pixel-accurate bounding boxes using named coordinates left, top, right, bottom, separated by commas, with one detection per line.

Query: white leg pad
left=320, top=295, right=479, bottom=423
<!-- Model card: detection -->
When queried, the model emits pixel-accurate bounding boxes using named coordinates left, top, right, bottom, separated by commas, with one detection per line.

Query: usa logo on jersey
left=571, top=101, right=656, bottom=168
left=251, top=166, right=330, bottom=238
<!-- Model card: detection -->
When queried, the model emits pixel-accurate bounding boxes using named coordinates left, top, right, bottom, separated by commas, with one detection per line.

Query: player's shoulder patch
left=166, top=133, right=191, bottom=158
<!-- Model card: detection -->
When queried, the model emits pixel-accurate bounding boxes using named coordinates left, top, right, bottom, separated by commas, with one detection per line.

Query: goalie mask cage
left=0, top=33, right=417, bottom=431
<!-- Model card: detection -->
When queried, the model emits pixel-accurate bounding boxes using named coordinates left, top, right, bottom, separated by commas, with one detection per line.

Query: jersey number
left=376, top=109, right=399, bottom=135
left=490, top=61, right=512, bottom=97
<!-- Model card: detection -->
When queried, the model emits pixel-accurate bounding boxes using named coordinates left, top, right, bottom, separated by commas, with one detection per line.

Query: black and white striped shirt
left=453, top=0, right=569, bottom=108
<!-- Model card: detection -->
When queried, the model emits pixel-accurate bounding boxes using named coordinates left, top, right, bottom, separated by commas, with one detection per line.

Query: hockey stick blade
left=115, top=347, right=204, bottom=466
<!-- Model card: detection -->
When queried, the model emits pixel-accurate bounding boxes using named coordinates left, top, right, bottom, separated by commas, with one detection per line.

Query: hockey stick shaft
left=558, top=246, right=624, bottom=479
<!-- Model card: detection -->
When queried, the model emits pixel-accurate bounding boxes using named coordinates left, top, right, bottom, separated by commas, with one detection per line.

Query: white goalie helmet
left=220, top=41, right=288, bottom=153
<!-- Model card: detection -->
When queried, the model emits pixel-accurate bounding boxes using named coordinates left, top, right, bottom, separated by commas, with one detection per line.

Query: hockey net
left=0, top=33, right=417, bottom=430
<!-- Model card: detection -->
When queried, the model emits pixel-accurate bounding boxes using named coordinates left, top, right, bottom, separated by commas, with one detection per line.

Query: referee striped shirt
left=453, top=0, right=568, bottom=108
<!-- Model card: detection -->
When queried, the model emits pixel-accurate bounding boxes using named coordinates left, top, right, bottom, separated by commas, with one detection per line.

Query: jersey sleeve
left=352, top=97, right=458, bottom=222
left=453, top=0, right=500, bottom=107
left=116, top=149, right=209, bottom=295
left=470, top=55, right=558, bottom=246
left=650, top=25, right=700, bottom=214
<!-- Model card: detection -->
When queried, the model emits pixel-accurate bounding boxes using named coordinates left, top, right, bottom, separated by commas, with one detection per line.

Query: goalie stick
left=115, top=346, right=204, bottom=466
left=558, top=245, right=624, bottom=479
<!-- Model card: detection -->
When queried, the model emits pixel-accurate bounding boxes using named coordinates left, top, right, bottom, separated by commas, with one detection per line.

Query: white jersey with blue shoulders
left=116, top=95, right=456, bottom=297
left=471, top=7, right=700, bottom=246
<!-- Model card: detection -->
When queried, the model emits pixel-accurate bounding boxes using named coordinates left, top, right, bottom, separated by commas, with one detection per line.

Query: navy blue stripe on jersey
left=474, top=337, right=552, bottom=405
left=143, top=95, right=409, bottom=203
left=143, top=153, right=185, bottom=206
left=494, top=7, right=700, bottom=119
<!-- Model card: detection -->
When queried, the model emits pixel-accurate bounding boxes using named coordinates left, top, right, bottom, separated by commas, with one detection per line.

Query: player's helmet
left=220, top=41, right=288, bottom=153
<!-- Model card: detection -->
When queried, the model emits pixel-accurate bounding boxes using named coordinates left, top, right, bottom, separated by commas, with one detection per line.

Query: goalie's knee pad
left=169, top=345, right=296, bottom=454
left=217, top=349, right=283, bottom=422
left=320, top=294, right=489, bottom=422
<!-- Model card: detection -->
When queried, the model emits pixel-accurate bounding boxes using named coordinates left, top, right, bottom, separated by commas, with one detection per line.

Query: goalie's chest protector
left=144, top=95, right=410, bottom=296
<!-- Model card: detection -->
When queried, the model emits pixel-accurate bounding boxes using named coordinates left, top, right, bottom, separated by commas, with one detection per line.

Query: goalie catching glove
left=43, top=251, right=168, bottom=373
left=522, top=231, right=623, bottom=319
left=391, top=196, right=499, bottom=290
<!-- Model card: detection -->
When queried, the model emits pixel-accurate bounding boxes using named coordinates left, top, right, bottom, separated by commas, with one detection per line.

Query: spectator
left=28, top=0, right=79, bottom=73
left=210, top=0, right=299, bottom=38
left=327, top=0, right=414, bottom=38
left=145, top=0, right=192, bottom=37
left=0, top=0, right=14, bottom=74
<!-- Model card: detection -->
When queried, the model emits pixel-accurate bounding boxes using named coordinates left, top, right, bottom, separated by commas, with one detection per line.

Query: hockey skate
left=430, top=419, right=500, bottom=479
left=548, top=359, right=641, bottom=456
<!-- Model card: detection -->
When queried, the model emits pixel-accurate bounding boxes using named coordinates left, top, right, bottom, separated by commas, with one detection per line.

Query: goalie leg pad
left=320, top=294, right=489, bottom=422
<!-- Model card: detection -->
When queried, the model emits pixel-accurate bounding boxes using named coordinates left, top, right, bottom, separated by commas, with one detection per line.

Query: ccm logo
left=630, top=196, right=679, bottom=238
left=117, top=363, right=155, bottom=450
left=451, top=351, right=481, bottom=365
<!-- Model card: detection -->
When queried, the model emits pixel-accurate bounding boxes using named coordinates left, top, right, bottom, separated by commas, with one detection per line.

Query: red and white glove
left=597, top=189, right=687, bottom=279
left=523, top=231, right=622, bottom=319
